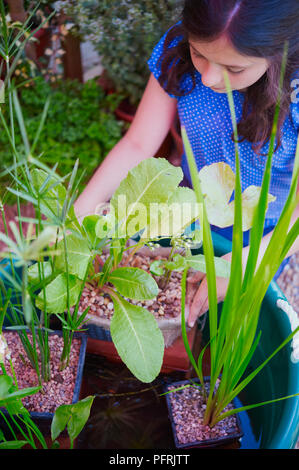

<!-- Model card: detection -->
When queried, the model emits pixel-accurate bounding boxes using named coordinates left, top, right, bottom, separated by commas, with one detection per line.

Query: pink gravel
left=77, top=252, right=183, bottom=321
left=167, top=381, right=241, bottom=447
left=1, top=332, right=81, bottom=414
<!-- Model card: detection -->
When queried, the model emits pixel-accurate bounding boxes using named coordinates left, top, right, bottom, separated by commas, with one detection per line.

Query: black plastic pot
left=164, top=377, right=243, bottom=449
left=0, top=330, right=87, bottom=437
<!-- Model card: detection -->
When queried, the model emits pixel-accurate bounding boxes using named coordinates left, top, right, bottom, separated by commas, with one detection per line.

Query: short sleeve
left=290, top=99, right=299, bottom=134
left=147, top=23, right=183, bottom=99
left=290, top=71, right=299, bottom=133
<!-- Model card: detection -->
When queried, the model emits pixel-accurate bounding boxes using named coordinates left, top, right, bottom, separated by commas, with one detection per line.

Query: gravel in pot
left=164, top=378, right=243, bottom=449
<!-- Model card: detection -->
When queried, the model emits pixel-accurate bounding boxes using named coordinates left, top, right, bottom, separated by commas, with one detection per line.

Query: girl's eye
left=193, top=52, right=204, bottom=60
left=228, top=69, right=244, bottom=74
left=191, top=49, right=244, bottom=74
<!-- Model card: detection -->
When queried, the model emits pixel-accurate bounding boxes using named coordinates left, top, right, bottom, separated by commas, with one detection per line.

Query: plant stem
left=160, top=244, right=176, bottom=290
left=60, top=329, right=74, bottom=370
left=59, top=226, right=71, bottom=369
left=122, top=240, right=145, bottom=266
left=35, top=201, right=51, bottom=382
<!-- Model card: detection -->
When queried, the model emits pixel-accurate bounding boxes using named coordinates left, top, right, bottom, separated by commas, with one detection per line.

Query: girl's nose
left=201, top=62, right=224, bottom=88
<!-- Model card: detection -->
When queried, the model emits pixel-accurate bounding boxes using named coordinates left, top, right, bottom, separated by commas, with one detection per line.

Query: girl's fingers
left=186, top=281, right=198, bottom=308
left=186, top=270, right=206, bottom=284
left=188, top=280, right=209, bottom=327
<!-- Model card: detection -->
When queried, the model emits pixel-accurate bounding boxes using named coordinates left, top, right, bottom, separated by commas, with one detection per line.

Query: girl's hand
left=186, top=252, right=232, bottom=327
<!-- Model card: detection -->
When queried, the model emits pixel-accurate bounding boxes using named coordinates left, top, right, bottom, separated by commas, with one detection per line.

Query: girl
left=74, top=0, right=299, bottom=328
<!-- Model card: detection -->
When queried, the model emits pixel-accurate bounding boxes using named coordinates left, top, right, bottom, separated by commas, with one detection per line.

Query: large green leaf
left=110, top=295, right=164, bottom=383
left=110, top=157, right=183, bottom=238
left=54, top=233, right=92, bottom=280
left=198, top=162, right=276, bottom=230
left=142, top=186, right=201, bottom=239
left=82, top=214, right=101, bottom=247
left=0, top=440, right=29, bottom=449
left=108, top=267, right=159, bottom=300
left=28, top=260, right=54, bottom=285
left=35, top=273, right=82, bottom=313
left=0, top=375, right=40, bottom=407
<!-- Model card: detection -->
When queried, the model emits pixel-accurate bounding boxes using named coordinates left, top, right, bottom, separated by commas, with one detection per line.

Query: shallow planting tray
left=0, top=329, right=88, bottom=437
left=164, top=377, right=243, bottom=449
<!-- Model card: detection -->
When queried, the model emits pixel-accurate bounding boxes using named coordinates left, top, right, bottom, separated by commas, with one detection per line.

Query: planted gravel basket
left=164, top=377, right=243, bottom=448
left=165, top=232, right=299, bottom=450
left=0, top=329, right=87, bottom=436
left=82, top=244, right=191, bottom=348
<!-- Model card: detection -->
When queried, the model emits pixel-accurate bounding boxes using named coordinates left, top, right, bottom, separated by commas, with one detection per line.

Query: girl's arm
left=74, top=74, right=177, bottom=222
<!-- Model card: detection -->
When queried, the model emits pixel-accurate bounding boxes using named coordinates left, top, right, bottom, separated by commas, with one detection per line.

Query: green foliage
left=28, top=157, right=201, bottom=383
left=108, top=267, right=159, bottom=300
left=55, top=0, right=183, bottom=105
left=110, top=294, right=164, bottom=383
left=51, top=395, right=94, bottom=449
left=0, top=76, right=124, bottom=204
left=0, top=375, right=94, bottom=449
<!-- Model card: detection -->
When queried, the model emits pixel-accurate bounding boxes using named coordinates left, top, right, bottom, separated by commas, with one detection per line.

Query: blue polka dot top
left=147, top=26, right=299, bottom=233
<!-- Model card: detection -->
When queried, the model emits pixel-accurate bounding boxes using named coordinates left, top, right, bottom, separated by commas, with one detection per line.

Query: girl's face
left=189, top=34, right=269, bottom=93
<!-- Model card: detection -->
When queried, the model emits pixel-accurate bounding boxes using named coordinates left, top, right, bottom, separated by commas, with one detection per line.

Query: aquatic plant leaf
left=186, top=254, right=231, bottom=278
left=149, top=259, right=165, bottom=276
left=110, top=295, right=164, bottom=383
left=111, top=157, right=183, bottom=238
left=108, top=267, right=159, bottom=300
left=51, top=396, right=94, bottom=445
left=30, top=168, right=79, bottom=229
left=35, top=273, right=82, bottom=313
left=28, top=260, right=53, bottom=285
left=142, top=186, right=201, bottom=239
left=82, top=214, right=101, bottom=247
left=54, top=233, right=92, bottom=280
left=0, top=440, right=29, bottom=449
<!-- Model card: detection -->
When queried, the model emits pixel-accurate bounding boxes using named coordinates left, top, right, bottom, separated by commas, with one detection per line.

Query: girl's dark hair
left=159, top=0, right=299, bottom=156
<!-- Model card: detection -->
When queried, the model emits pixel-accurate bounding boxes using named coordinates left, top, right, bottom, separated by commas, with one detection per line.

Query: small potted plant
left=0, top=290, right=94, bottom=450
left=163, top=67, right=299, bottom=448
left=0, top=212, right=89, bottom=433
left=0, top=351, right=94, bottom=449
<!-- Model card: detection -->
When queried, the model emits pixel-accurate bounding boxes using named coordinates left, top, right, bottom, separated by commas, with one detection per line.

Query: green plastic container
left=198, top=232, right=299, bottom=449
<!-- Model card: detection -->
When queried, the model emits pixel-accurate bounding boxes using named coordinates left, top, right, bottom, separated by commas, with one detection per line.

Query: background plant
left=0, top=76, right=124, bottom=205
left=53, top=0, right=183, bottom=106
